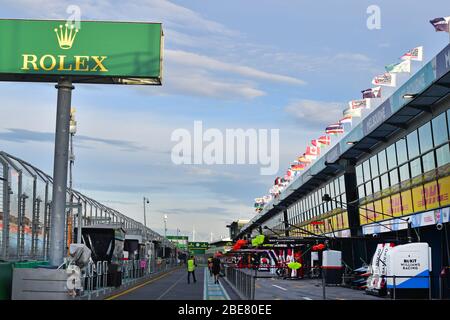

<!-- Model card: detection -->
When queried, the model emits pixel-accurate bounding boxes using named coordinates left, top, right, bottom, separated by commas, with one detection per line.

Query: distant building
left=206, top=237, right=233, bottom=256
left=226, top=219, right=249, bottom=240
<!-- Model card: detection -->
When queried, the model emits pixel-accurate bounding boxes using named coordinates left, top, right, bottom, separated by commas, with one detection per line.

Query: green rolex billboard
left=0, top=19, right=163, bottom=84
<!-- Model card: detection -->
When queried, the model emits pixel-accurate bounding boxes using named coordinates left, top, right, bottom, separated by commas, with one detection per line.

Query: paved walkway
left=108, top=267, right=232, bottom=300
left=203, top=267, right=230, bottom=300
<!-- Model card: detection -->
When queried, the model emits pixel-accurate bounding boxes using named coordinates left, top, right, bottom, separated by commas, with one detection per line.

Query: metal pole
left=252, top=267, right=257, bottom=300
left=393, top=275, right=396, bottom=300
left=77, top=204, right=82, bottom=244
left=163, top=215, right=167, bottom=258
left=143, top=197, right=147, bottom=227
left=322, top=268, right=326, bottom=300
left=407, top=222, right=412, bottom=243
left=49, top=77, right=74, bottom=267
left=428, top=272, right=432, bottom=300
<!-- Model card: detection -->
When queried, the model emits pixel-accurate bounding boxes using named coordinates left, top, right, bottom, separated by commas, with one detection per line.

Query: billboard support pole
left=49, top=77, right=74, bottom=267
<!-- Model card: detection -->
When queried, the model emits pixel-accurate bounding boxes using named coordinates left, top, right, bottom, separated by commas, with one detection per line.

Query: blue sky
left=0, top=0, right=449, bottom=241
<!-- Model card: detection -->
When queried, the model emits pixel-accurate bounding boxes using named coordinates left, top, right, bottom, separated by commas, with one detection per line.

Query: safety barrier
left=223, top=265, right=255, bottom=300
left=79, top=258, right=179, bottom=298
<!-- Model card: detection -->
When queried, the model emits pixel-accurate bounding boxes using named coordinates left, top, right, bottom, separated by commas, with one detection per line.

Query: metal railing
left=385, top=274, right=433, bottom=300
left=224, top=265, right=255, bottom=300
left=0, top=151, right=176, bottom=262
left=79, top=257, right=179, bottom=298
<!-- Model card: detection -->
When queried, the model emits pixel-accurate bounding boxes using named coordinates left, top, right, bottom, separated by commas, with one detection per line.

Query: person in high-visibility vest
left=187, top=255, right=197, bottom=284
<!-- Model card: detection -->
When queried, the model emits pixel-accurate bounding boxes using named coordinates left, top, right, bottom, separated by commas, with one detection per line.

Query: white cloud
left=335, top=53, right=372, bottom=62
left=185, top=167, right=241, bottom=180
left=162, top=68, right=266, bottom=99
left=284, top=99, right=344, bottom=125
left=5, top=0, right=236, bottom=36
left=166, top=49, right=306, bottom=86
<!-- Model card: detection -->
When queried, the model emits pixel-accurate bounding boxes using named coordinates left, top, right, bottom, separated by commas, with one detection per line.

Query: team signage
left=188, top=242, right=209, bottom=250
left=0, top=19, right=163, bottom=84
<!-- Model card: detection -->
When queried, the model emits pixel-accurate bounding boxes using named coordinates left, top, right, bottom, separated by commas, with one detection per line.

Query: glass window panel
left=378, top=150, right=388, bottom=174
left=334, top=178, right=340, bottom=195
left=399, top=164, right=410, bottom=182
left=419, top=122, right=433, bottom=153
left=381, top=173, right=389, bottom=190
left=365, top=181, right=373, bottom=196
left=373, top=177, right=380, bottom=193
left=390, top=169, right=399, bottom=186
left=386, top=144, right=397, bottom=170
left=407, top=130, right=420, bottom=159
left=370, top=155, right=379, bottom=178
left=432, top=112, right=448, bottom=147
left=331, top=181, right=336, bottom=197
left=358, top=185, right=365, bottom=199
left=422, top=151, right=435, bottom=172
left=356, top=165, right=363, bottom=186
left=410, top=158, right=422, bottom=177
left=339, top=175, right=345, bottom=195
left=363, top=160, right=371, bottom=182
left=436, top=144, right=450, bottom=167
left=396, top=138, right=408, bottom=164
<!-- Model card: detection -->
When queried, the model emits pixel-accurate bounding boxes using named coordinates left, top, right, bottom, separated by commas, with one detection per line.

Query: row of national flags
left=324, top=44, right=426, bottom=138
left=254, top=15, right=450, bottom=214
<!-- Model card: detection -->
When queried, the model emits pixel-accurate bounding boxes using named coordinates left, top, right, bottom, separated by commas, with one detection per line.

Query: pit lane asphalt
left=253, top=274, right=384, bottom=300
left=108, top=266, right=239, bottom=300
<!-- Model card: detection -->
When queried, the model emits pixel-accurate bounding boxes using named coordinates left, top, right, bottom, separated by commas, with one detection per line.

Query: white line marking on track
left=156, top=272, right=185, bottom=300
left=272, top=284, right=287, bottom=291
left=302, top=297, right=313, bottom=300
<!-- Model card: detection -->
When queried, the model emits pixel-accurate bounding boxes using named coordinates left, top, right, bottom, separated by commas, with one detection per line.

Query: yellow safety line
left=105, top=268, right=179, bottom=300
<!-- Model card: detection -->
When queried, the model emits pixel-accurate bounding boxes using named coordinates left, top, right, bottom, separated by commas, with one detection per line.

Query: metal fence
left=224, top=265, right=255, bottom=300
left=79, top=257, right=178, bottom=298
left=0, top=151, right=175, bottom=262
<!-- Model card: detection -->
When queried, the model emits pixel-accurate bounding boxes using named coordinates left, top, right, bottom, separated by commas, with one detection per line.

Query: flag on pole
left=400, top=46, right=424, bottom=61
left=297, top=155, right=312, bottom=164
left=343, top=107, right=362, bottom=118
left=339, top=115, right=353, bottom=125
left=325, top=124, right=344, bottom=135
left=318, top=135, right=331, bottom=147
left=372, top=72, right=397, bottom=87
left=286, top=169, right=293, bottom=178
left=362, top=86, right=382, bottom=99
left=305, top=146, right=320, bottom=160
left=311, top=139, right=319, bottom=147
left=291, top=163, right=306, bottom=171
left=430, top=17, right=450, bottom=32
left=385, top=60, right=411, bottom=73
left=349, top=98, right=371, bottom=110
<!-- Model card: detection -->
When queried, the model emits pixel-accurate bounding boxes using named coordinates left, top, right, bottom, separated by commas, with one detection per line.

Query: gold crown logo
left=54, top=23, right=79, bottom=50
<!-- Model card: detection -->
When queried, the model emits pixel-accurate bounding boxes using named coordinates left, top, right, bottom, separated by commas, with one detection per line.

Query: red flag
left=306, top=145, right=320, bottom=156
left=318, top=135, right=331, bottom=146
left=298, top=155, right=312, bottom=163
